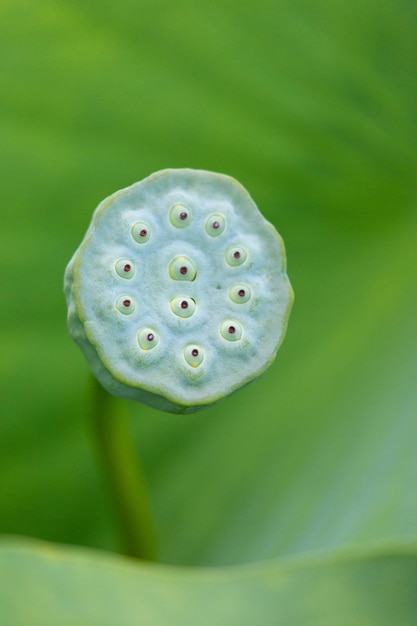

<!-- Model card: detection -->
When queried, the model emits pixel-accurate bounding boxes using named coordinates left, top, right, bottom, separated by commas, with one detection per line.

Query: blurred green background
left=0, top=0, right=416, bottom=570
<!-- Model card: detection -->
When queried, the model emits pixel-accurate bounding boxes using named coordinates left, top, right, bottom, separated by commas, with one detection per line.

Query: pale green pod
left=64, top=169, right=293, bottom=414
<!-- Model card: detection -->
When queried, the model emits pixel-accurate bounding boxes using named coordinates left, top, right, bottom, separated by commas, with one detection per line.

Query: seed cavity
left=115, top=259, right=135, bottom=279
left=184, top=344, right=204, bottom=367
left=229, top=284, right=252, bottom=304
left=137, top=327, right=159, bottom=350
left=116, top=295, right=136, bottom=315
left=225, top=245, right=248, bottom=266
left=205, top=213, right=226, bottom=237
left=220, top=320, right=243, bottom=342
left=169, top=203, right=193, bottom=228
left=169, top=255, right=197, bottom=281
left=170, top=296, right=196, bottom=318
left=131, top=221, right=151, bottom=243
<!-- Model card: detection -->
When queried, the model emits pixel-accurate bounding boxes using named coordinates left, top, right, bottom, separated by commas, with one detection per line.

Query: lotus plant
left=64, top=169, right=293, bottom=560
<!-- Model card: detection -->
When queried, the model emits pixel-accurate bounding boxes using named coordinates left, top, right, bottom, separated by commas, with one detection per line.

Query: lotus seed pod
left=64, top=169, right=293, bottom=414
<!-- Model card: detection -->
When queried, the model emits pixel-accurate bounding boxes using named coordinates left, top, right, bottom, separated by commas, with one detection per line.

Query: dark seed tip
left=181, top=300, right=188, bottom=309
left=180, top=266, right=188, bottom=275
left=191, top=349, right=199, bottom=357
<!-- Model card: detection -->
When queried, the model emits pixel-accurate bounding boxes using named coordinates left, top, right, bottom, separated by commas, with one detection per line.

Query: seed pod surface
left=64, top=169, right=293, bottom=413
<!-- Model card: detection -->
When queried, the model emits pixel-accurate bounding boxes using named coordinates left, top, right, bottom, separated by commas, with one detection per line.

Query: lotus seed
left=205, top=213, right=226, bottom=237
left=169, top=203, right=192, bottom=228
left=131, top=222, right=151, bottom=243
left=169, top=256, right=197, bottom=281
left=221, top=320, right=243, bottom=341
left=184, top=345, right=204, bottom=367
left=116, top=295, right=136, bottom=315
left=225, top=245, right=247, bottom=267
left=137, top=327, right=158, bottom=350
left=115, top=259, right=135, bottom=279
left=64, top=168, right=293, bottom=413
left=229, top=284, right=252, bottom=304
left=170, top=297, right=196, bottom=318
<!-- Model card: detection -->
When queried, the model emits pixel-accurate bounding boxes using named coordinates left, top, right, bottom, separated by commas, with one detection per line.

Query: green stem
left=90, top=376, right=157, bottom=561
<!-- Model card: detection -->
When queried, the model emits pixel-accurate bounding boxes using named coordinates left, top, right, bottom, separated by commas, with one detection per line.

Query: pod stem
left=90, top=376, right=157, bottom=561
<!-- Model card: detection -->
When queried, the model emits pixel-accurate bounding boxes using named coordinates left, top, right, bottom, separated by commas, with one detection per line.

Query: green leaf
left=1, top=538, right=417, bottom=625
left=0, top=2, right=416, bottom=622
